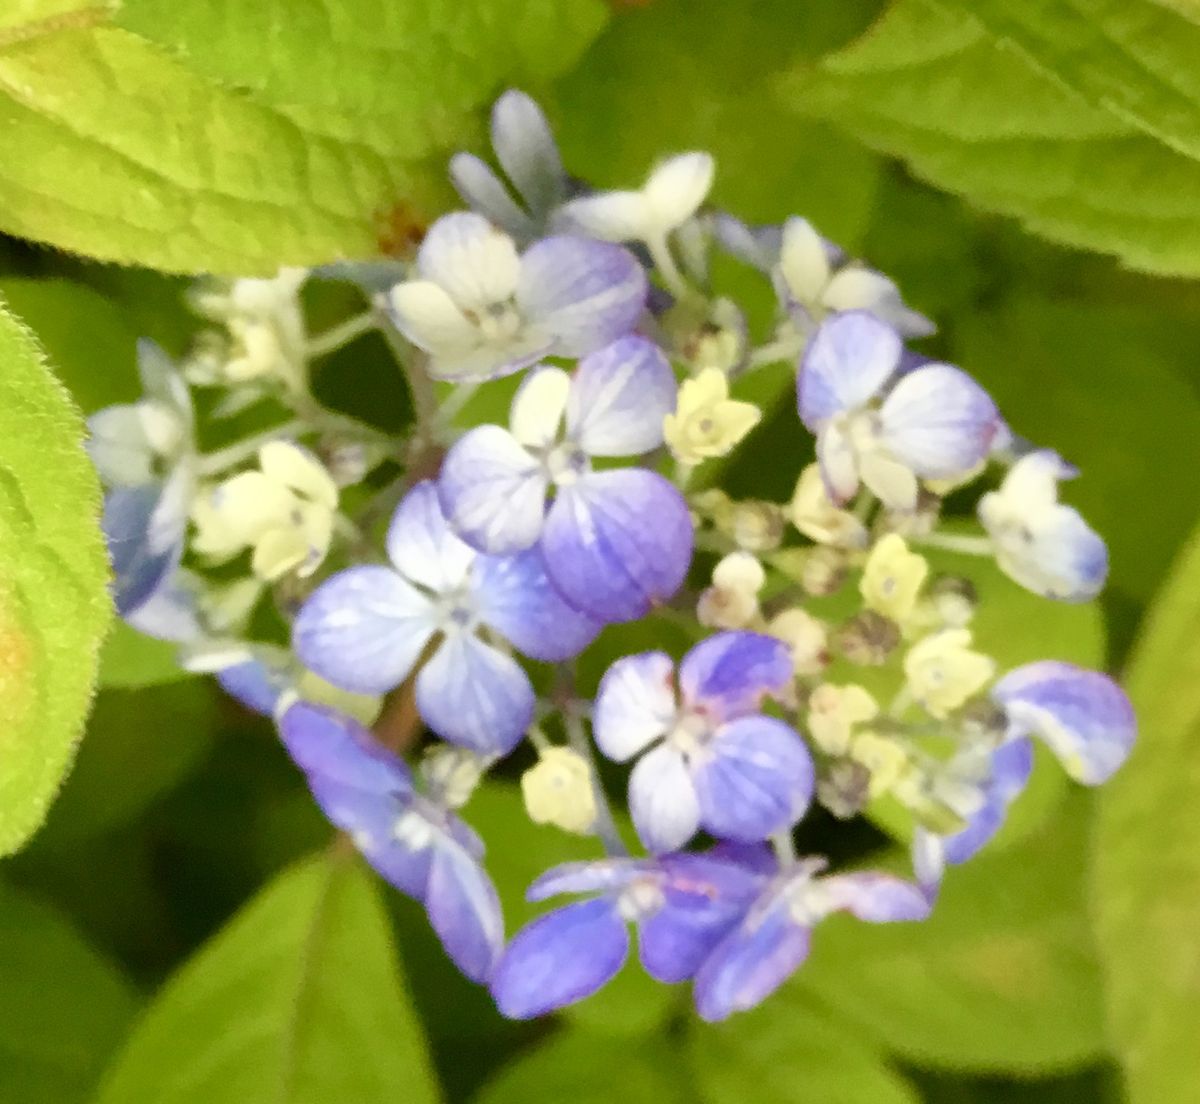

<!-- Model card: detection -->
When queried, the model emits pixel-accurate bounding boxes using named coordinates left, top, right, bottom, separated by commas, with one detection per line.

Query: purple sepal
left=941, top=738, right=1034, bottom=866
left=542, top=468, right=693, bottom=623
left=992, top=661, right=1135, bottom=785
left=490, top=897, right=629, bottom=1019
left=797, top=311, right=901, bottom=430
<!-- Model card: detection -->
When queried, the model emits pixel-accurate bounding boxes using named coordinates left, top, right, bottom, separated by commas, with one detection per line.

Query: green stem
left=563, top=702, right=627, bottom=857
left=305, top=311, right=378, bottom=359
left=196, top=419, right=307, bottom=476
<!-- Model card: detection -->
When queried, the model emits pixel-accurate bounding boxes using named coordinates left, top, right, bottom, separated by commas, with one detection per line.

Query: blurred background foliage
left=0, top=0, right=1199, bottom=1102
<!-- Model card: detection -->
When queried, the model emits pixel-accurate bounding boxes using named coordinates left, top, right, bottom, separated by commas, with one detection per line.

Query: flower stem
left=771, top=830, right=797, bottom=868
left=914, top=532, right=994, bottom=556
left=647, top=232, right=691, bottom=300
left=563, top=702, right=627, bottom=857
left=196, top=419, right=307, bottom=476
left=305, top=310, right=379, bottom=359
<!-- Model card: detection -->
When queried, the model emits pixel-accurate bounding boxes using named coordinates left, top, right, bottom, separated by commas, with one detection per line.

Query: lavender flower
left=293, top=482, right=599, bottom=754
left=278, top=702, right=503, bottom=981
left=439, top=335, right=693, bottom=621
left=490, top=847, right=769, bottom=1018
left=385, top=212, right=647, bottom=382
left=593, top=632, right=813, bottom=852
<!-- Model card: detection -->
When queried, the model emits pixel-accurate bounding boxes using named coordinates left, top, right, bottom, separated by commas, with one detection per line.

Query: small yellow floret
left=663, top=369, right=761, bottom=466
left=860, top=533, right=929, bottom=622
left=807, top=683, right=879, bottom=756
left=521, top=747, right=597, bottom=834
left=903, top=629, right=996, bottom=719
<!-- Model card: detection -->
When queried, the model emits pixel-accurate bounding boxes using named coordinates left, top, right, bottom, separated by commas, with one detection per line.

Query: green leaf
left=555, top=0, right=883, bottom=246
left=689, top=992, right=920, bottom=1104
left=32, top=681, right=217, bottom=848
left=0, top=300, right=111, bottom=855
left=1093, top=520, right=1200, bottom=1104
left=0, top=880, right=138, bottom=1104
left=95, top=852, right=442, bottom=1104
left=0, top=1, right=606, bottom=275
left=794, top=798, right=1108, bottom=1073
left=474, top=1031, right=688, bottom=1104
left=780, top=0, right=1200, bottom=276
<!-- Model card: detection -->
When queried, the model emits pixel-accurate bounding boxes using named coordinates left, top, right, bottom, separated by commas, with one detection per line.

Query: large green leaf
left=780, top=0, right=1200, bottom=275
left=689, top=992, right=920, bottom=1104
left=794, top=798, right=1107, bottom=1072
left=0, top=881, right=138, bottom=1104
left=0, top=1, right=606, bottom=275
left=0, top=300, right=111, bottom=855
left=474, top=1031, right=688, bottom=1104
left=1093, top=522, right=1200, bottom=1104
left=95, top=853, right=441, bottom=1104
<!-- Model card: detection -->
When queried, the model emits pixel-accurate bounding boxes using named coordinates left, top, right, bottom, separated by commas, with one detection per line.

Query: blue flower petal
left=678, top=631, right=793, bottom=723
left=278, top=702, right=414, bottom=795
left=473, top=548, right=600, bottom=662
left=879, top=363, right=999, bottom=478
left=695, top=716, right=814, bottom=843
left=811, top=871, right=934, bottom=923
left=526, top=858, right=648, bottom=902
left=386, top=481, right=476, bottom=592
left=415, top=633, right=534, bottom=755
left=216, top=652, right=294, bottom=717
left=426, top=838, right=505, bottom=983
left=797, top=311, right=901, bottom=429
left=992, top=661, right=1135, bottom=784
left=438, top=426, right=549, bottom=555
left=293, top=565, right=437, bottom=696
left=941, top=738, right=1034, bottom=866
left=693, top=890, right=810, bottom=1022
left=565, top=336, right=677, bottom=458
left=103, top=472, right=190, bottom=618
left=491, top=898, right=630, bottom=1019
left=517, top=236, right=647, bottom=358
left=541, top=469, right=693, bottom=623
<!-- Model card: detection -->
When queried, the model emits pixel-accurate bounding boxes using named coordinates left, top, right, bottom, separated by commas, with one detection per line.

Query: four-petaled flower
left=694, top=855, right=932, bottom=1021
left=490, top=847, right=769, bottom=1019
left=438, top=335, right=694, bottom=622
left=593, top=632, right=814, bottom=852
left=798, top=311, right=1000, bottom=511
left=385, top=212, right=647, bottom=382
left=278, top=702, right=503, bottom=982
left=293, top=482, right=599, bottom=755
left=979, top=450, right=1108, bottom=602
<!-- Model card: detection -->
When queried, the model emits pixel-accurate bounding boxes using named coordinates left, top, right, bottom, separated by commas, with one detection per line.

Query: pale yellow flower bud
left=663, top=368, right=761, bottom=466
left=903, top=629, right=996, bottom=720
left=807, top=683, right=879, bottom=756
left=768, top=609, right=829, bottom=676
left=727, top=501, right=785, bottom=552
left=698, top=552, right=765, bottom=629
left=788, top=464, right=868, bottom=548
left=860, top=533, right=929, bottom=623
left=521, top=748, right=597, bottom=834
left=849, top=732, right=909, bottom=798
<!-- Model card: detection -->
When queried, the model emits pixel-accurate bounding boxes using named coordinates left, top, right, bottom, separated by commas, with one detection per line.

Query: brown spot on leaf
left=374, top=200, right=429, bottom=260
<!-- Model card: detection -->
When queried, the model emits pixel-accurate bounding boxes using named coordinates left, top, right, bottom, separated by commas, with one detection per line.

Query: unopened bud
left=768, top=609, right=829, bottom=676
left=421, top=745, right=486, bottom=808
left=817, top=760, right=871, bottom=819
left=801, top=546, right=849, bottom=597
left=726, top=501, right=785, bottom=552
left=521, top=747, right=597, bottom=834
left=836, top=610, right=901, bottom=666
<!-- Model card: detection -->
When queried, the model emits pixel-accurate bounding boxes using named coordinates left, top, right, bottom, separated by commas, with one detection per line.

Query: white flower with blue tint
left=385, top=212, right=647, bottom=382
left=292, top=482, right=599, bottom=755
left=798, top=312, right=1000, bottom=511
left=993, top=661, right=1135, bottom=785
left=450, top=90, right=568, bottom=244
left=714, top=214, right=934, bottom=338
left=491, top=847, right=769, bottom=1019
left=88, top=340, right=196, bottom=626
left=556, top=152, right=715, bottom=247
left=694, top=856, right=932, bottom=1021
left=593, top=632, right=812, bottom=852
left=978, top=450, right=1108, bottom=602
left=278, top=702, right=504, bottom=982
left=438, top=335, right=693, bottom=622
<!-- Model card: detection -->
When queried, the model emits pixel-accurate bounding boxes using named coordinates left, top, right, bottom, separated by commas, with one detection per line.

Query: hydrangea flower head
left=439, top=335, right=693, bottom=621
left=385, top=212, right=647, bottom=382
left=593, top=632, right=813, bottom=852
left=798, top=311, right=1000, bottom=510
left=293, top=481, right=599, bottom=754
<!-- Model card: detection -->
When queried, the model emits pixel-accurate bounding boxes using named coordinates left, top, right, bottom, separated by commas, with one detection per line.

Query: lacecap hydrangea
left=88, top=90, right=1135, bottom=1021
